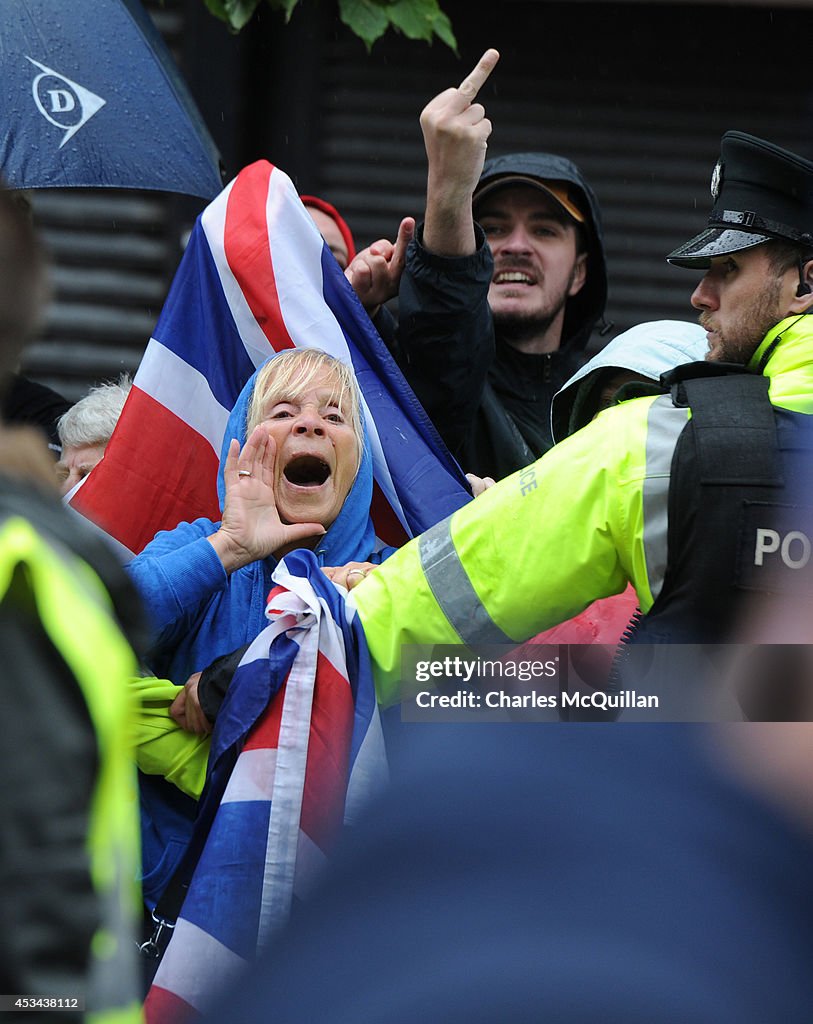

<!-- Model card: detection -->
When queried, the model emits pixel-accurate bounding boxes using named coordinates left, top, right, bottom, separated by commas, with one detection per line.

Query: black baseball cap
left=667, top=131, right=813, bottom=268
left=473, top=153, right=591, bottom=225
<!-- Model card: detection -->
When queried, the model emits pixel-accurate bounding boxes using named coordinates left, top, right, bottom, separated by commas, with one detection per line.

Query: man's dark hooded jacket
left=379, top=152, right=608, bottom=480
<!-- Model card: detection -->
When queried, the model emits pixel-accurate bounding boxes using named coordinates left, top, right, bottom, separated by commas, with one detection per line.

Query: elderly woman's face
left=260, top=368, right=358, bottom=530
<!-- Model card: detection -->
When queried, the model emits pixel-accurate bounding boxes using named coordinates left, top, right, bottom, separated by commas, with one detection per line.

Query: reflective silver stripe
left=642, top=395, right=689, bottom=602
left=86, top=853, right=141, bottom=1016
left=418, top=518, right=512, bottom=644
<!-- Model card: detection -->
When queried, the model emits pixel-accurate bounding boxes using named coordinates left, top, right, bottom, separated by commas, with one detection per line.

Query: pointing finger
left=458, top=48, right=500, bottom=102
left=392, top=217, right=416, bottom=263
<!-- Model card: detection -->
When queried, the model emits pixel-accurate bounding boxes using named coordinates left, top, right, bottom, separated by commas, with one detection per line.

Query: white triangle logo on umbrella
left=26, top=57, right=106, bottom=148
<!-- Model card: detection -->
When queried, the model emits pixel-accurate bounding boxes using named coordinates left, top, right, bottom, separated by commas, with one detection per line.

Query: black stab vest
left=631, top=362, right=813, bottom=645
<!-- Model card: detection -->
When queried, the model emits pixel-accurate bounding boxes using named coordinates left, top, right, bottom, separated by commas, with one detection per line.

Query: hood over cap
left=217, top=354, right=377, bottom=567
left=551, top=320, right=707, bottom=442
left=473, top=151, right=608, bottom=351
left=667, top=131, right=813, bottom=268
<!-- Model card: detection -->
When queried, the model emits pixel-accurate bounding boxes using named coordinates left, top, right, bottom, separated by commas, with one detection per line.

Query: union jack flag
left=67, top=162, right=472, bottom=1020
left=143, top=549, right=386, bottom=1023
left=71, top=159, right=471, bottom=552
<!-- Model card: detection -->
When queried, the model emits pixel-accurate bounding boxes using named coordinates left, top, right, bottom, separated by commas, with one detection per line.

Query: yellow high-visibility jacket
left=352, top=316, right=813, bottom=704
left=0, top=502, right=144, bottom=1024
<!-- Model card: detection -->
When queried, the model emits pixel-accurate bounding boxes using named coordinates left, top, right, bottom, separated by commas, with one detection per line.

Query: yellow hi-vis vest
left=351, top=316, right=813, bottom=706
left=0, top=515, right=143, bottom=1024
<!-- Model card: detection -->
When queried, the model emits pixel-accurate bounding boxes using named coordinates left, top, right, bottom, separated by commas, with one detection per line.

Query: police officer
left=0, top=185, right=147, bottom=1023
left=348, top=131, right=813, bottom=709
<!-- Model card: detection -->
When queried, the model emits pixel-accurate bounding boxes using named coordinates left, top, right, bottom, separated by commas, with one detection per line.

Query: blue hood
left=550, top=320, right=708, bottom=442
left=217, top=359, right=377, bottom=567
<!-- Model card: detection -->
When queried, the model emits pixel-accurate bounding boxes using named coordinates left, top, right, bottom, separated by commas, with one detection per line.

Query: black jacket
left=381, top=152, right=608, bottom=480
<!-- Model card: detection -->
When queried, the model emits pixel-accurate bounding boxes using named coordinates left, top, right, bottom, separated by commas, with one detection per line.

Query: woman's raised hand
left=208, top=425, right=325, bottom=573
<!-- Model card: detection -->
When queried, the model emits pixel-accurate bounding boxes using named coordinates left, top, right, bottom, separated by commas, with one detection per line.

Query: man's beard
left=703, top=275, right=783, bottom=364
left=493, top=282, right=571, bottom=348
left=495, top=307, right=562, bottom=346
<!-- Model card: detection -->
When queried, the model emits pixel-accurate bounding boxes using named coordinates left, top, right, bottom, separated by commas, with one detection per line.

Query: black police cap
left=667, top=131, right=813, bottom=268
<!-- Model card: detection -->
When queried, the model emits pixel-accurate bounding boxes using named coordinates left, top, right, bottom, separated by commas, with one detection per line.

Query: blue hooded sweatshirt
left=128, top=358, right=395, bottom=907
left=128, top=359, right=393, bottom=686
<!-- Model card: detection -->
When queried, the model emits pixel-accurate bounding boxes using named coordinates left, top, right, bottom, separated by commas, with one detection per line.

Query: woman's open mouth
left=283, top=454, right=331, bottom=488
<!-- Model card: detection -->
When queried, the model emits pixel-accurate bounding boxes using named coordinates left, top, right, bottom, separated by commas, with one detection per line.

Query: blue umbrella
left=1, top=0, right=224, bottom=198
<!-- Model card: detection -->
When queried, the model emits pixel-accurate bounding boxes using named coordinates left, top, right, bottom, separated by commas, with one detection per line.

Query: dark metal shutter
left=18, top=0, right=813, bottom=405
left=307, top=1, right=813, bottom=349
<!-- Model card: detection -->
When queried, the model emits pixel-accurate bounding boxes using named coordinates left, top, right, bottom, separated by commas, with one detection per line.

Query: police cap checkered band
left=667, top=131, right=813, bottom=268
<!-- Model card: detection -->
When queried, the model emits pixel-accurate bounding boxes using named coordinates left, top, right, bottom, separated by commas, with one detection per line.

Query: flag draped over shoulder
left=73, top=162, right=469, bottom=1022
left=144, top=549, right=387, bottom=1024
left=71, top=159, right=471, bottom=554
